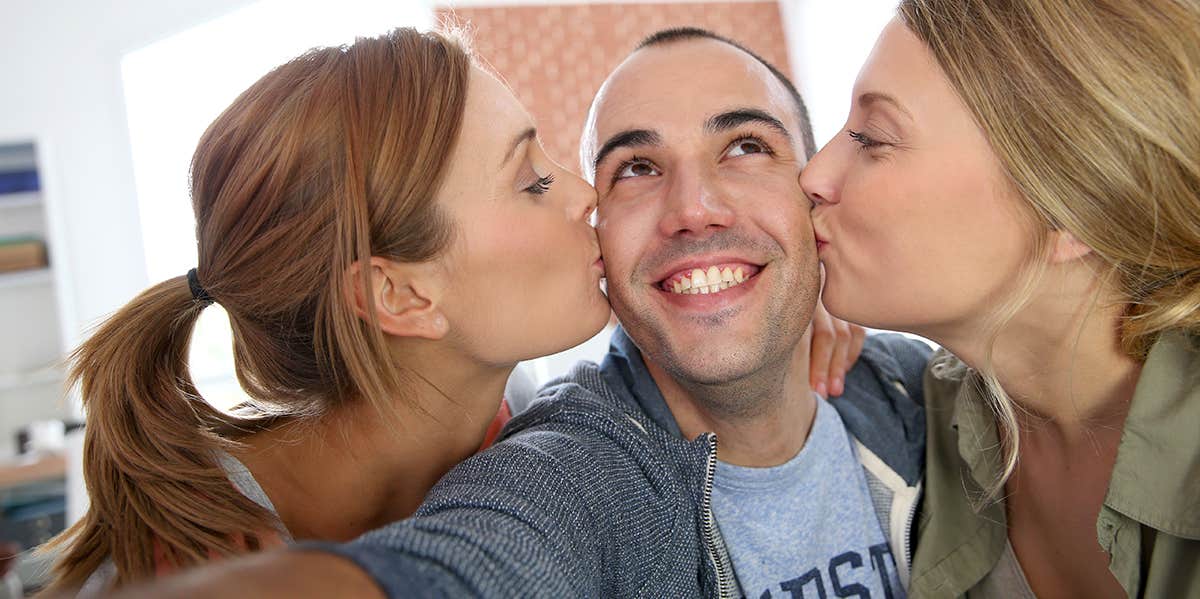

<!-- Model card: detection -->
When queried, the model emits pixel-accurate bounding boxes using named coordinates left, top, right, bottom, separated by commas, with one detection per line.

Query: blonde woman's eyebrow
left=857, top=91, right=914, bottom=121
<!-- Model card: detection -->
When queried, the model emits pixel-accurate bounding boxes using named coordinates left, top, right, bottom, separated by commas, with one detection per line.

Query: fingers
left=848, top=325, right=867, bottom=370
left=827, top=320, right=852, bottom=397
left=809, top=303, right=836, bottom=397
left=810, top=305, right=869, bottom=397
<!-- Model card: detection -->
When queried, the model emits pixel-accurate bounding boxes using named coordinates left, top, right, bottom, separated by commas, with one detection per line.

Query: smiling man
left=579, top=29, right=926, bottom=599
left=116, top=29, right=929, bottom=599
left=584, top=32, right=821, bottom=441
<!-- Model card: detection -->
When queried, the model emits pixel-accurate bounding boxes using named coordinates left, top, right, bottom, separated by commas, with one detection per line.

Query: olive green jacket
left=910, top=332, right=1200, bottom=598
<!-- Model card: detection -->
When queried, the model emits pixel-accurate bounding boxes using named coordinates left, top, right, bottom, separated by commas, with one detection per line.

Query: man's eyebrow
left=593, top=129, right=663, bottom=174
left=857, top=92, right=913, bottom=120
left=705, top=108, right=792, bottom=141
left=503, top=127, right=538, bottom=166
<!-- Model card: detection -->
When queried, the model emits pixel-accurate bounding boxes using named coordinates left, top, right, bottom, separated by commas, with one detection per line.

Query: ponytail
left=41, top=276, right=275, bottom=591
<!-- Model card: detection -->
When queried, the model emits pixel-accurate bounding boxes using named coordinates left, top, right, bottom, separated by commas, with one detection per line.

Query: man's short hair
left=636, top=27, right=817, bottom=158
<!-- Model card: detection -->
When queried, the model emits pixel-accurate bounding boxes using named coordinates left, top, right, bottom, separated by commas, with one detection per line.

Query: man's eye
left=615, top=159, right=660, bottom=180
left=725, top=137, right=772, bottom=158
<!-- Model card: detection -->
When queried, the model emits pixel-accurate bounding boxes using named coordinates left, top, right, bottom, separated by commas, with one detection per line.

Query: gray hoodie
left=317, top=327, right=930, bottom=598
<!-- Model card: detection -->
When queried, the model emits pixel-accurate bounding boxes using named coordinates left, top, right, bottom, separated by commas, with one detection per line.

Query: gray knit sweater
left=317, top=328, right=930, bottom=598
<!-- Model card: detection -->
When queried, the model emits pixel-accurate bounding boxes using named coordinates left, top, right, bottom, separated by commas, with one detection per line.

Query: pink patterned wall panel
left=435, top=2, right=789, bottom=172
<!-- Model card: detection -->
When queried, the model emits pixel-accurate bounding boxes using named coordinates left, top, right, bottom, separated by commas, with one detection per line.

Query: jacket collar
left=946, top=332, right=1200, bottom=538
left=1104, top=331, right=1200, bottom=539
left=598, top=325, right=685, bottom=438
left=943, top=367, right=1005, bottom=514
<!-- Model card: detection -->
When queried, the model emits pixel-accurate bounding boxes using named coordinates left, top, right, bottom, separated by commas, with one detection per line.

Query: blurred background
left=0, top=0, right=896, bottom=593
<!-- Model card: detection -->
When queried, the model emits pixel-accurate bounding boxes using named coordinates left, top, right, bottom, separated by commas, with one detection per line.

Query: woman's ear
left=347, top=257, right=449, bottom=340
left=1048, top=229, right=1094, bottom=264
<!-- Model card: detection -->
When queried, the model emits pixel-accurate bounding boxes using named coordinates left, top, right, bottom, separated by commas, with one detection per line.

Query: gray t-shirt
left=712, top=396, right=905, bottom=599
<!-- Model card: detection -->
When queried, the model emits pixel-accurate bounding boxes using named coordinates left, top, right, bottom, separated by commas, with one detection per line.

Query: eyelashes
left=525, top=173, right=555, bottom=195
left=847, top=129, right=887, bottom=150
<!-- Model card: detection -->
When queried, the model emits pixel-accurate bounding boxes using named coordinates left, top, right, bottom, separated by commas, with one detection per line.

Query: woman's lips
left=814, top=233, right=830, bottom=252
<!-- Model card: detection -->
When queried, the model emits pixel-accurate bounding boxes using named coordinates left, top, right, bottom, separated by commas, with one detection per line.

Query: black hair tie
left=187, top=268, right=215, bottom=306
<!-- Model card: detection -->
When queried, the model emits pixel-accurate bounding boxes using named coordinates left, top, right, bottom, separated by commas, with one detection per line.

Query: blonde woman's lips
left=813, top=232, right=830, bottom=252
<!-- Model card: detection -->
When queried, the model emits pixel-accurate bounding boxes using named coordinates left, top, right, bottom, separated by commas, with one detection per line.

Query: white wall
left=0, top=0, right=259, bottom=355
left=779, top=0, right=898, bottom=147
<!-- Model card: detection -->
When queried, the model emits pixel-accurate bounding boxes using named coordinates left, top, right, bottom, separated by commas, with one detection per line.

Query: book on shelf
left=0, top=143, right=35, bottom=170
left=0, top=143, right=38, bottom=194
left=0, top=170, right=39, bottom=194
left=0, top=237, right=47, bottom=273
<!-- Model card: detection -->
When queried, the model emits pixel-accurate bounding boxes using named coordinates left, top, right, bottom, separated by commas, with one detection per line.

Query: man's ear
left=1047, top=228, right=1094, bottom=265
left=347, top=257, right=449, bottom=340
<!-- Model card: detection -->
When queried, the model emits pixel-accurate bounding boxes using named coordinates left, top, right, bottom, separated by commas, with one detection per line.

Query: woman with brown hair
left=801, top=0, right=1199, bottom=596
left=42, top=26, right=614, bottom=593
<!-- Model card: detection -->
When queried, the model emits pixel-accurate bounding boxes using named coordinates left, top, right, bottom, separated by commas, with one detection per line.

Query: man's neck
left=647, top=337, right=818, bottom=467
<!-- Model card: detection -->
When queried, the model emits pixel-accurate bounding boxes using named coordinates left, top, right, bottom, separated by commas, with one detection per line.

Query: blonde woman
left=800, top=0, right=1199, bottom=597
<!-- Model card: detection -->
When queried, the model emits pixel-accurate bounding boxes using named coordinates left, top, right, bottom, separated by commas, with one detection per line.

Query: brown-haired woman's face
left=799, top=18, right=1033, bottom=339
left=435, top=67, right=610, bottom=364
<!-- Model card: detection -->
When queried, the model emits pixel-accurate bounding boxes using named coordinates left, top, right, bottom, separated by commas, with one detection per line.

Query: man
left=579, top=28, right=926, bottom=599
left=125, top=28, right=928, bottom=599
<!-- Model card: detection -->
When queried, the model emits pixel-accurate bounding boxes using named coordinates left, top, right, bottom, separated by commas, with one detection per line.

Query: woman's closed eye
left=847, top=129, right=888, bottom=150
left=524, top=173, right=555, bottom=195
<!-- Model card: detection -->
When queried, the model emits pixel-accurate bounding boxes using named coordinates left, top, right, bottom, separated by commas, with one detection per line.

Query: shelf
left=0, top=365, right=63, bottom=393
left=0, top=268, right=52, bottom=290
left=0, top=453, right=66, bottom=488
left=0, top=191, right=40, bottom=209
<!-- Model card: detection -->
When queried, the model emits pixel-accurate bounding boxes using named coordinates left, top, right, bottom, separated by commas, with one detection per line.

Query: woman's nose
left=567, top=173, right=599, bottom=221
left=799, top=146, right=840, bottom=207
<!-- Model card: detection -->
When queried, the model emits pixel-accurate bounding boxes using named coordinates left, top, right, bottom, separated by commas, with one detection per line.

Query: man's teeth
left=669, top=266, right=747, bottom=295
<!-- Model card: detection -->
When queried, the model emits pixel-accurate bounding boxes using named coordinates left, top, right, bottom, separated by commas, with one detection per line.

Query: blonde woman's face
left=800, top=18, right=1033, bottom=339
left=435, top=67, right=610, bottom=365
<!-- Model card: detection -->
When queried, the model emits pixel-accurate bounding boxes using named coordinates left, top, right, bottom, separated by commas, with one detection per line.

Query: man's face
left=585, top=39, right=820, bottom=387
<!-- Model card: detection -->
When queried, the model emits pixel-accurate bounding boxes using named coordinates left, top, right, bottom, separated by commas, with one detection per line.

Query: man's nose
left=657, top=166, right=735, bottom=237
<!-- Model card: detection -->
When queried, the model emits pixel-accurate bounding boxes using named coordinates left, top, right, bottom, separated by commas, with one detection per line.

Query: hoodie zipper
left=904, top=496, right=917, bottom=564
left=700, top=432, right=736, bottom=599
left=899, top=483, right=922, bottom=587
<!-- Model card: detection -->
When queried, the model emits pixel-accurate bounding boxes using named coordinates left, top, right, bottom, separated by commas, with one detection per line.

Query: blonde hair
left=42, top=28, right=472, bottom=591
left=899, top=0, right=1200, bottom=492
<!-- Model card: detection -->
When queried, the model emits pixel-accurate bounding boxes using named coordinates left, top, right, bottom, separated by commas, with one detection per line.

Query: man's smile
left=658, top=262, right=762, bottom=295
